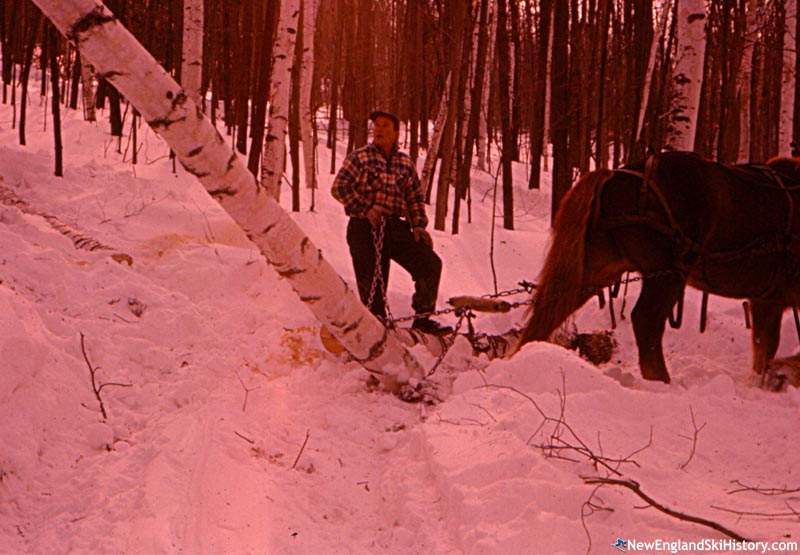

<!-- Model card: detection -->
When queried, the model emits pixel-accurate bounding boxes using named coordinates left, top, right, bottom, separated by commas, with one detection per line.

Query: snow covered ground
left=1, top=95, right=799, bottom=555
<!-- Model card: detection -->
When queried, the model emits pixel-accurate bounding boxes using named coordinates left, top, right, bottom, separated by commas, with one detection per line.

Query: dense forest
left=3, top=0, right=799, bottom=229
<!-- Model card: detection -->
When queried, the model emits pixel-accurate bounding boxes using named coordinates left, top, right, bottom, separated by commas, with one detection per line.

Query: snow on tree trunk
left=666, top=0, right=707, bottom=152
left=35, top=0, right=426, bottom=390
left=181, top=0, right=203, bottom=105
left=477, top=1, right=495, bottom=173
left=779, top=0, right=796, bottom=156
left=300, top=0, right=319, bottom=190
left=80, top=58, right=96, bottom=122
left=262, top=0, right=300, bottom=202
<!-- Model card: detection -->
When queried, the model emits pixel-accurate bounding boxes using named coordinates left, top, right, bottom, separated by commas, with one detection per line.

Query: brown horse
left=516, top=151, right=800, bottom=383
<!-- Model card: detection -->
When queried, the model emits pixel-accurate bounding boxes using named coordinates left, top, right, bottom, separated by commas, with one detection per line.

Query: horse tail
left=516, top=169, right=614, bottom=350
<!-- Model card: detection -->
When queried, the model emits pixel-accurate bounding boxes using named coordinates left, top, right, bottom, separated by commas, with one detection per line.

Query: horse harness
left=602, top=155, right=800, bottom=302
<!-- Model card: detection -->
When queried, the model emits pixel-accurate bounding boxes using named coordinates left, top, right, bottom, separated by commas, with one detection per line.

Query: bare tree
left=453, top=0, right=490, bottom=235
left=780, top=0, right=796, bottom=156
left=666, top=0, right=707, bottom=152
left=299, top=0, right=320, bottom=191
left=263, top=0, right=300, bottom=201
left=433, top=0, right=471, bottom=231
left=496, top=0, right=514, bottom=230
left=528, top=0, right=551, bottom=187
left=793, top=0, right=800, bottom=152
left=550, top=0, right=570, bottom=223
left=181, top=0, right=203, bottom=105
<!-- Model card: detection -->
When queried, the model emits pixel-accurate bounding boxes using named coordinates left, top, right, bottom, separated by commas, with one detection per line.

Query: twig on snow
left=711, top=504, right=800, bottom=521
left=727, top=479, right=800, bottom=496
left=80, top=332, right=132, bottom=420
left=678, top=405, right=706, bottom=471
left=581, top=483, right=614, bottom=555
left=482, top=374, right=647, bottom=476
left=583, top=476, right=750, bottom=542
left=235, top=371, right=261, bottom=413
left=234, top=431, right=255, bottom=444
left=292, top=429, right=311, bottom=470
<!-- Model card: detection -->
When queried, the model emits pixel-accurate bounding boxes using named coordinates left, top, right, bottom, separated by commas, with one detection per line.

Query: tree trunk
left=477, top=1, right=496, bottom=172
left=737, top=0, right=761, bottom=161
left=234, top=2, right=253, bottom=156
left=453, top=0, right=489, bottom=235
left=1, top=0, right=16, bottom=105
left=497, top=0, right=514, bottom=230
left=666, top=0, right=707, bottom=151
left=779, top=0, right=796, bottom=156
left=528, top=0, right=551, bottom=187
left=794, top=0, right=800, bottom=153
left=421, top=76, right=449, bottom=202
left=326, top=1, right=344, bottom=173
left=717, top=1, right=746, bottom=163
left=433, top=0, right=470, bottom=232
left=181, top=0, right=203, bottom=105
left=290, top=0, right=303, bottom=212
left=634, top=0, right=669, bottom=154
left=48, top=24, right=62, bottom=176
left=550, top=0, right=569, bottom=224
left=19, top=9, right=40, bottom=146
left=263, top=0, right=300, bottom=201
left=246, top=0, right=280, bottom=178
left=299, top=0, right=319, bottom=190
left=69, top=47, right=81, bottom=109
left=35, top=0, right=426, bottom=390
left=595, top=0, right=611, bottom=168
left=508, top=0, right=521, bottom=162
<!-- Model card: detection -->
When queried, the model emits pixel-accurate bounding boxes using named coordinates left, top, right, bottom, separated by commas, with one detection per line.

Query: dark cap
left=369, top=110, right=400, bottom=131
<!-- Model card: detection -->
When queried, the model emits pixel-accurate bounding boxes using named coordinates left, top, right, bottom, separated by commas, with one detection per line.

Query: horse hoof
left=640, top=371, right=670, bottom=384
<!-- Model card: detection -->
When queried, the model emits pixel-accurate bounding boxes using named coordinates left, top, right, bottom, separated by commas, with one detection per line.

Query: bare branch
left=234, top=431, right=255, bottom=444
left=727, top=480, right=800, bottom=496
left=679, top=405, right=706, bottom=471
left=80, top=332, right=131, bottom=420
left=483, top=379, right=647, bottom=477
left=292, top=429, right=311, bottom=470
left=235, top=371, right=261, bottom=413
left=711, top=504, right=800, bottom=521
left=583, top=477, right=751, bottom=541
left=581, top=484, right=614, bottom=555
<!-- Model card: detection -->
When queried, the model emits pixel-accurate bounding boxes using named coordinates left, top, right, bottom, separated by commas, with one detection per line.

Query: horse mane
left=766, top=155, right=800, bottom=168
left=766, top=156, right=800, bottom=185
left=517, top=168, right=614, bottom=347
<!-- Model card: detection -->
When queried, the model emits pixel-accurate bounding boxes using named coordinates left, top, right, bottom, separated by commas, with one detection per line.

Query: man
left=332, top=110, right=452, bottom=335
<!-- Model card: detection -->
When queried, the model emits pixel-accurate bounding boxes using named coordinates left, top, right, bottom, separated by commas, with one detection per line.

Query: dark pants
left=346, top=217, right=442, bottom=319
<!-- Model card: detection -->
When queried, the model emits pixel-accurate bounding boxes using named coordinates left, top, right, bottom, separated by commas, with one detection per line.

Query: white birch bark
left=779, top=0, right=796, bottom=156
left=262, top=0, right=300, bottom=202
left=36, top=0, right=426, bottom=390
left=636, top=0, right=671, bottom=144
left=80, top=58, right=96, bottom=121
left=666, top=0, right=707, bottom=151
left=477, top=1, right=495, bottom=172
left=420, top=73, right=450, bottom=195
left=299, top=0, right=320, bottom=189
left=180, top=0, right=203, bottom=105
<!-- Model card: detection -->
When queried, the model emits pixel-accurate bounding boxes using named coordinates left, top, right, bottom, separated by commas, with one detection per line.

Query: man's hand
left=413, top=227, right=433, bottom=248
left=367, top=204, right=390, bottom=227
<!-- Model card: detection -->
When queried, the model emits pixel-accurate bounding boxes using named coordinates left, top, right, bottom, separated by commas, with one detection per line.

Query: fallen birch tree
left=33, top=0, right=425, bottom=391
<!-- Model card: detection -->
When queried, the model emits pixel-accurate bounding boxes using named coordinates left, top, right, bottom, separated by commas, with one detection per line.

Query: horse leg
left=631, top=275, right=686, bottom=383
left=749, top=300, right=783, bottom=376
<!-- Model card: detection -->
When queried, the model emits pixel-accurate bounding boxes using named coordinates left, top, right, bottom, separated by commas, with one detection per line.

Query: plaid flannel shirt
left=332, top=143, right=428, bottom=229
